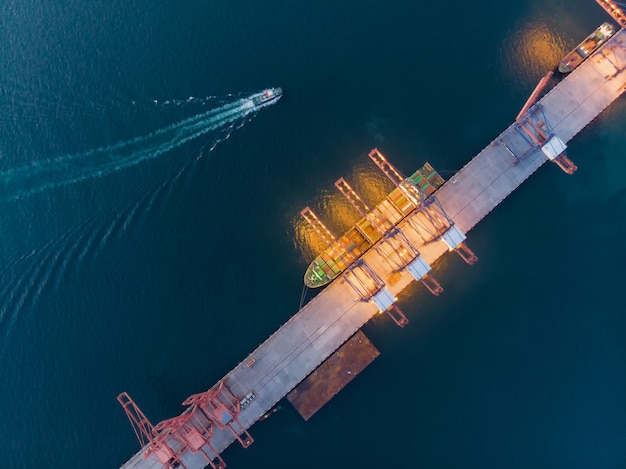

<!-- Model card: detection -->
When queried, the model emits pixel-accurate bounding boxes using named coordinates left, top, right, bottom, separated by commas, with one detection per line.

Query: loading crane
left=118, top=381, right=254, bottom=469
left=118, top=392, right=189, bottom=469
left=515, top=104, right=578, bottom=174
left=368, top=149, right=478, bottom=264
left=516, top=71, right=555, bottom=121
left=151, top=407, right=226, bottom=469
left=301, top=206, right=409, bottom=327
left=596, top=0, right=626, bottom=27
left=334, top=177, right=443, bottom=295
left=182, top=381, right=254, bottom=450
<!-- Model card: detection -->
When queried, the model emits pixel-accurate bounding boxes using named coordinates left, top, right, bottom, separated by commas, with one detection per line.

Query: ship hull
left=304, top=163, right=445, bottom=288
left=558, top=22, right=615, bottom=74
left=252, top=87, right=283, bottom=106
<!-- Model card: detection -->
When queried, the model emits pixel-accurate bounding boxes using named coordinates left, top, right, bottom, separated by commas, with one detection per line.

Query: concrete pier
left=120, top=29, right=626, bottom=469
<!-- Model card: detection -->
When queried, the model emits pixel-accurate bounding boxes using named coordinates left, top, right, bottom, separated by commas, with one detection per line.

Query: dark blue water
left=1, top=1, right=625, bottom=468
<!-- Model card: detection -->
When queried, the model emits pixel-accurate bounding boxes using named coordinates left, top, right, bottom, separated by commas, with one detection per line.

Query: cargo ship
left=252, top=87, right=283, bottom=106
left=304, top=163, right=445, bottom=288
left=558, top=22, right=616, bottom=73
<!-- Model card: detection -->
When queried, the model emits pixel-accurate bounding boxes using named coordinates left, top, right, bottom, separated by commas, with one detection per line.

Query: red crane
left=334, top=177, right=443, bottom=296
left=182, top=381, right=253, bottom=449
left=117, top=392, right=187, bottom=468
left=152, top=406, right=226, bottom=469
left=368, top=149, right=477, bottom=264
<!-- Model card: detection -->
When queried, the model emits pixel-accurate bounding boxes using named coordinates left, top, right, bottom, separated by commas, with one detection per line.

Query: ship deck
left=120, top=29, right=626, bottom=469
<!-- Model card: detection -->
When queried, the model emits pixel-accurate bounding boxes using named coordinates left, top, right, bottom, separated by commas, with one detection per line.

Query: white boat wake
left=0, top=88, right=282, bottom=340
left=0, top=89, right=278, bottom=199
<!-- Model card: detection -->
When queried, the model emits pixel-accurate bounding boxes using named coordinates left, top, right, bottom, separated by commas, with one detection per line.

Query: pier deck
left=120, top=29, right=626, bottom=469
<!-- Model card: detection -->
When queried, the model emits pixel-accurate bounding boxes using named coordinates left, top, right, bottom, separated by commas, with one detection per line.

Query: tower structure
left=152, top=406, right=226, bottom=469
left=301, top=206, right=409, bottom=327
left=514, top=104, right=577, bottom=174
left=368, top=149, right=477, bottom=264
left=334, top=177, right=443, bottom=295
left=182, top=381, right=253, bottom=449
left=117, top=392, right=187, bottom=468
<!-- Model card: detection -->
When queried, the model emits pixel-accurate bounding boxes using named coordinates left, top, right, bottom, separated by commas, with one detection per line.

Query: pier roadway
left=120, top=29, right=626, bottom=469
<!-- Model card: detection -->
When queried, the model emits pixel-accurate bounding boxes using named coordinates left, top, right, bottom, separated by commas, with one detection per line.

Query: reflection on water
left=292, top=163, right=396, bottom=265
left=500, top=19, right=568, bottom=87
left=349, top=163, right=396, bottom=208
left=293, top=219, right=329, bottom=267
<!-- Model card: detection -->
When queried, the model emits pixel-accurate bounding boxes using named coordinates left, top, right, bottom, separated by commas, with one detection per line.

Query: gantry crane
left=368, top=149, right=478, bottom=264
left=118, top=392, right=189, bottom=468
left=119, top=381, right=251, bottom=469
left=515, top=104, right=577, bottom=174
left=334, top=177, right=443, bottom=295
left=301, top=206, right=409, bottom=327
left=596, top=0, right=626, bottom=27
left=182, top=381, right=253, bottom=450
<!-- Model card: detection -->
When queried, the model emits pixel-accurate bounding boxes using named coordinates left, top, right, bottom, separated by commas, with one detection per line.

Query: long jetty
left=120, top=27, right=626, bottom=469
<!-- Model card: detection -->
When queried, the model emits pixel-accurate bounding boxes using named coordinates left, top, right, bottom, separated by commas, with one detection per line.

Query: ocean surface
left=1, top=1, right=625, bottom=468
